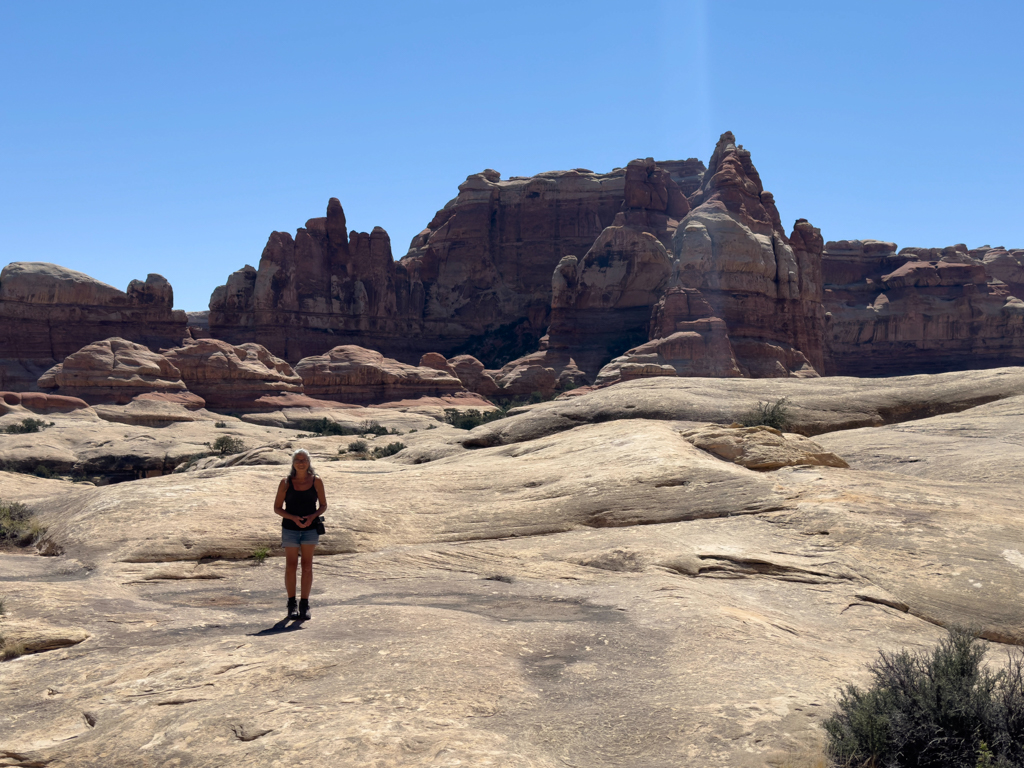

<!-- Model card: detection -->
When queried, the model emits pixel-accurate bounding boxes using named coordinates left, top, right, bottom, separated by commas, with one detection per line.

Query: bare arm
left=313, top=476, right=328, bottom=520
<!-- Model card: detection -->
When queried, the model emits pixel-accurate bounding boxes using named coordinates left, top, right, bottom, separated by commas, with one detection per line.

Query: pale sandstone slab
left=1, top=376, right=1024, bottom=766
left=462, top=367, right=1024, bottom=447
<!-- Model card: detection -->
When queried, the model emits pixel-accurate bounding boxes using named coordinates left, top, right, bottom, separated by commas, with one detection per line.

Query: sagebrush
left=3, top=418, right=54, bottom=434
left=0, top=499, right=45, bottom=546
left=738, top=397, right=790, bottom=429
left=824, top=626, right=1024, bottom=767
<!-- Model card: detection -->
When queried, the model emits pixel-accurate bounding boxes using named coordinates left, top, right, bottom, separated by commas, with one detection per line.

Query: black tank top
left=282, top=476, right=319, bottom=530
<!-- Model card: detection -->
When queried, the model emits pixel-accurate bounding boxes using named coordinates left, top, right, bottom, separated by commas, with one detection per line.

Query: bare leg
left=299, top=543, right=316, bottom=599
left=284, top=546, right=299, bottom=598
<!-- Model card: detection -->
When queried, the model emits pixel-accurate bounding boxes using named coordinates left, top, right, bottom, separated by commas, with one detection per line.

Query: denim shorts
left=281, top=527, right=320, bottom=548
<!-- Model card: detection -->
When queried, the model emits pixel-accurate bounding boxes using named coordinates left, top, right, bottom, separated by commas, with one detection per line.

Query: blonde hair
left=288, top=448, right=316, bottom=480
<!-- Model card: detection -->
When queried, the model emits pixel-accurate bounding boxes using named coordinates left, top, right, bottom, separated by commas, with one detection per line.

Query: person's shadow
left=248, top=617, right=307, bottom=636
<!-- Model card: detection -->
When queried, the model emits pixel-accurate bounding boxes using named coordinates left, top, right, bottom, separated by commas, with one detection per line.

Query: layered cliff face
left=823, top=241, right=1024, bottom=376
left=0, top=263, right=187, bottom=391
left=670, top=132, right=825, bottom=377
left=595, top=134, right=825, bottom=385
left=208, top=160, right=707, bottom=367
left=541, top=158, right=688, bottom=378
left=208, top=198, right=402, bottom=362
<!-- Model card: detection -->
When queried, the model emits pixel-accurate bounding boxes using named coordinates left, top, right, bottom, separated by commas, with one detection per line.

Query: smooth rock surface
left=2, top=365, right=1024, bottom=768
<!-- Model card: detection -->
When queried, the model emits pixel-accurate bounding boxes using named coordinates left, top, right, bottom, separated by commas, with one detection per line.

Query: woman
left=273, top=448, right=327, bottom=620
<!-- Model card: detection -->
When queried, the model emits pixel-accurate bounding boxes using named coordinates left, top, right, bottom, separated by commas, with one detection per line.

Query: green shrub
left=214, top=421, right=227, bottom=428
left=361, top=420, right=399, bottom=436
left=211, top=436, right=245, bottom=455
left=1, top=499, right=44, bottom=546
left=251, top=544, right=271, bottom=565
left=738, top=397, right=790, bottom=430
left=291, top=418, right=360, bottom=437
left=371, top=442, right=405, bottom=459
left=824, top=626, right=1024, bottom=768
left=32, top=464, right=54, bottom=479
left=347, top=439, right=368, bottom=454
left=443, top=408, right=505, bottom=430
left=3, top=418, right=54, bottom=434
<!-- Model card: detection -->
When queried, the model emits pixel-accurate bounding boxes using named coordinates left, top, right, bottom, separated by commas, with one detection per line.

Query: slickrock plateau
left=3, top=371, right=1024, bottom=767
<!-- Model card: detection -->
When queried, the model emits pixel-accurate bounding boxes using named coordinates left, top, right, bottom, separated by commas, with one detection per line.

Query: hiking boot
left=287, top=597, right=299, bottom=620
left=298, top=598, right=311, bottom=621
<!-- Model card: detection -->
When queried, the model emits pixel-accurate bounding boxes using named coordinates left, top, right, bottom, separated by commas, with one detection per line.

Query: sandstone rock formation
left=5, top=370, right=1024, bottom=766
left=0, top=263, right=187, bottom=391
left=0, top=391, right=89, bottom=416
left=162, top=339, right=304, bottom=411
left=823, top=241, right=1024, bottom=376
left=36, top=338, right=199, bottom=407
left=681, top=424, right=849, bottom=470
left=540, top=159, right=685, bottom=378
left=597, top=133, right=825, bottom=386
left=294, top=345, right=466, bottom=404
left=208, top=160, right=707, bottom=368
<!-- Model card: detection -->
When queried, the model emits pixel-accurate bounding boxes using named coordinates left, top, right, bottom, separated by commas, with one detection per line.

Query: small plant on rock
left=211, top=436, right=245, bottom=455
left=251, top=545, right=272, bottom=565
left=1, top=499, right=44, bottom=547
left=346, top=439, right=368, bottom=454
left=738, top=397, right=790, bottom=430
left=214, top=421, right=227, bottom=428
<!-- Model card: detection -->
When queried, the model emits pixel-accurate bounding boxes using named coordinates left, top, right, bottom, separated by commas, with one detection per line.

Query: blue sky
left=2, top=1, right=1022, bottom=311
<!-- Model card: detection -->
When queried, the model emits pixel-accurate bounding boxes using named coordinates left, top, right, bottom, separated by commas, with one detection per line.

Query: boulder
left=681, top=424, right=849, bottom=471
left=162, top=339, right=303, bottom=410
left=294, top=345, right=465, bottom=404
left=446, top=354, right=500, bottom=397
left=36, top=338, right=196, bottom=406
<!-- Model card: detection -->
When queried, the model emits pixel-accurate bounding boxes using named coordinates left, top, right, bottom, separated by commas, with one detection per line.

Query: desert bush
left=1, top=499, right=45, bottom=546
left=824, top=626, right=1024, bottom=767
left=371, top=442, right=405, bottom=459
left=361, top=420, right=399, bottom=436
left=443, top=408, right=505, bottom=430
left=738, top=397, right=790, bottom=430
left=346, top=439, right=368, bottom=454
left=211, top=436, right=245, bottom=455
left=292, top=418, right=360, bottom=437
left=3, top=418, right=54, bottom=434
left=251, top=544, right=271, bottom=565
left=32, top=464, right=55, bottom=479
left=214, top=421, right=227, bottom=428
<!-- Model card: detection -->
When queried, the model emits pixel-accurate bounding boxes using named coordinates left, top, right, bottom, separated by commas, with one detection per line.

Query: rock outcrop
left=541, top=159, right=686, bottom=378
left=0, top=391, right=89, bottom=416
left=594, top=134, right=825, bottom=385
left=7, top=371, right=1024, bottom=766
left=823, top=241, right=1024, bottom=376
left=208, top=161, right=706, bottom=368
left=37, top=338, right=199, bottom=407
left=294, top=345, right=466, bottom=404
left=162, top=339, right=304, bottom=410
left=0, top=263, right=187, bottom=391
